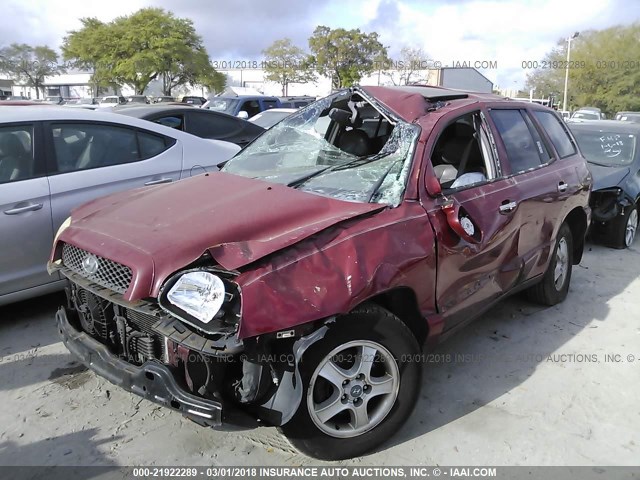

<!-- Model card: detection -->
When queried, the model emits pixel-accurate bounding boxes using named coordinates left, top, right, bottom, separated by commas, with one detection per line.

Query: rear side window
left=154, top=115, right=183, bottom=130
left=138, top=131, right=172, bottom=158
left=0, top=125, right=35, bottom=184
left=533, top=111, right=576, bottom=158
left=50, top=123, right=174, bottom=173
left=51, top=123, right=137, bottom=172
left=490, top=109, right=549, bottom=174
left=189, top=112, right=241, bottom=139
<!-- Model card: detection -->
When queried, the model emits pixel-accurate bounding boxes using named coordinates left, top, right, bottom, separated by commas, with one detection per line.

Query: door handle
left=144, top=178, right=173, bottom=186
left=4, top=203, right=44, bottom=215
left=558, top=181, right=568, bottom=193
left=499, top=201, right=517, bottom=214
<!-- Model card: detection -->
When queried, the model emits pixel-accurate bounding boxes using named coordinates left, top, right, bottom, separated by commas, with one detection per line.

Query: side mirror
left=442, top=198, right=482, bottom=244
left=237, top=111, right=249, bottom=120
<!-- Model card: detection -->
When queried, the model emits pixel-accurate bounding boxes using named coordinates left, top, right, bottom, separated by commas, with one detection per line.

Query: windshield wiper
left=587, top=160, right=615, bottom=167
left=286, top=166, right=335, bottom=187
left=330, top=154, right=384, bottom=171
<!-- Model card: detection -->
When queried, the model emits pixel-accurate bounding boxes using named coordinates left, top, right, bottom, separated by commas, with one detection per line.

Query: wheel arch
left=564, top=207, right=588, bottom=264
left=362, top=287, right=429, bottom=345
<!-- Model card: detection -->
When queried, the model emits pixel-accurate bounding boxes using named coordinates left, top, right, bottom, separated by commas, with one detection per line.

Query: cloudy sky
left=3, top=0, right=639, bottom=89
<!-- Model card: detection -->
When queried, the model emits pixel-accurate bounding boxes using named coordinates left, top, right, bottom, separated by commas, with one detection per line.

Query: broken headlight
left=166, top=271, right=225, bottom=323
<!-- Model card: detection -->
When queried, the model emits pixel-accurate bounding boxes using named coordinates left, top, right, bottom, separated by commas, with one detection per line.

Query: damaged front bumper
left=56, top=306, right=258, bottom=430
left=590, top=187, right=632, bottom=223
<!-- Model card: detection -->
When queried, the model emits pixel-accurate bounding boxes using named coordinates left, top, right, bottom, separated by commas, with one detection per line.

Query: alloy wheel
left=307, top=340, right=399, bottom=438
left=553, top=237, right=569, bottom=291
left=625, top=208, right=638, bottom=247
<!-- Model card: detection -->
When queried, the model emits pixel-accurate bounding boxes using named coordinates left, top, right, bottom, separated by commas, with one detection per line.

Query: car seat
left=0, top=133, right=31, bottom=182
left=338, top=129, right=373, bottom=157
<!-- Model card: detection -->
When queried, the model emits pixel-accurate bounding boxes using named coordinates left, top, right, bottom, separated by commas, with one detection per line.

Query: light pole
left=562, top=31, right=579, bottom=112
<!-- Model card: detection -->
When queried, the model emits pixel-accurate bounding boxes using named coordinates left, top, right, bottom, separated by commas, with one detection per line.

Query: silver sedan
left=0, top=107, right=240, bottom=306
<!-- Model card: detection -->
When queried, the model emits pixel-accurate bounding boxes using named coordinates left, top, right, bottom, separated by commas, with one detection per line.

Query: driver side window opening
left=334, top=112, right=394, bottom=158
left=431, top=112, right=497, bottom=191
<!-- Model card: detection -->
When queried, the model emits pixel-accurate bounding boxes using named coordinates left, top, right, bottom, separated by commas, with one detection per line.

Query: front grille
left=62, top=243, right=133, bottom=294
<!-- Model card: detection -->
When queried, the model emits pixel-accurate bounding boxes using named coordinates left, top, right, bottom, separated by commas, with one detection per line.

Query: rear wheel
left=610, top=205, right=638, bottom=249
left=280, top=304, right=421, bottom=460
left=527, top=223, right=573, bottom=306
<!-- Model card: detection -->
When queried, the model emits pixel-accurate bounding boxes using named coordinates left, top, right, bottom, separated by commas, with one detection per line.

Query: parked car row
left=2, top=85, right=638, bottom=461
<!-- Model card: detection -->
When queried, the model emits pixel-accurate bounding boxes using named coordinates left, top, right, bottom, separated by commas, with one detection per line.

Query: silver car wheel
left=307, top=340, right=399, bottom=439
left=554, top=237, right=569, bottom=291
left=625, top=208, right=638, bottom=247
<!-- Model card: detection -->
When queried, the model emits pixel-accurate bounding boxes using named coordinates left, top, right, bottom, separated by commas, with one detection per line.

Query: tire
left=610, top=204, right=638, bottom=249
left=527, top=223, right=573, bottom=306
left=279, top=304, right=421, bottom=460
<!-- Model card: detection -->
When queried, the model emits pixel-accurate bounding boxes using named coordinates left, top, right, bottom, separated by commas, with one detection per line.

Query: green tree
left=308, top=26, right=389, bottom=89
left=62, top=8, right=222, bottom=95
left=0, top=43, right=64, bottom=99
left=262, top=38, right=315, bottom=95
left=197, top=69, right=226, bottom=95
left=62, top=18, right=110, bottom=96
left=526, top=23, right=640, bottom=114
left=382, top=46, right=430, bottom=85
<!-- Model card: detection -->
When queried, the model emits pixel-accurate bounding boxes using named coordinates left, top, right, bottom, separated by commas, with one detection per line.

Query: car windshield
left=206, top=98, right=240, bottom=114
left=250, top=111, right=293, bottom=129
left=572, top=130, right=637, bottom=166
left=222, top=90, right=419, bottom=206
left=620, top=114, right=640, bottom=123
left=572, top=111, right=599, bottom=120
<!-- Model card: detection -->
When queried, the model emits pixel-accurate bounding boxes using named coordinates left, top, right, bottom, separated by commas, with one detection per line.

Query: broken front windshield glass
left=221, top=90, right=420, bottom=206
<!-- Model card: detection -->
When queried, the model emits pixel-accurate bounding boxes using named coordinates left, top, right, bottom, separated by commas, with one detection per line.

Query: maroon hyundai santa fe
left=49, top=86, right=591, bottom=459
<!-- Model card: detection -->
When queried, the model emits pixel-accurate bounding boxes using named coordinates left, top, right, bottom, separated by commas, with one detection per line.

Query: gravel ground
left=0, top=242, right=639, bottom=469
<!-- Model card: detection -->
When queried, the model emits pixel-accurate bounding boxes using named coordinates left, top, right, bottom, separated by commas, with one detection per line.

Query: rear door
left=44, top=121, right=183, bottom=238
left=0, top=123, right=54, bottom=296
left=487, top=107, right=573, bottom=279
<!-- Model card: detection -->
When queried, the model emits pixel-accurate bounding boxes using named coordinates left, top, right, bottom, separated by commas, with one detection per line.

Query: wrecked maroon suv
left=49, top=86, right=591, bottom=460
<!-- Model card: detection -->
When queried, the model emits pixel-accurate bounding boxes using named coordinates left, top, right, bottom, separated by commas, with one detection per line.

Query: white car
left=97, top=96, right=127, bottom=108
left=0, top=107, right=239, bottom=306
left=249, top=108, right=297, bottom=129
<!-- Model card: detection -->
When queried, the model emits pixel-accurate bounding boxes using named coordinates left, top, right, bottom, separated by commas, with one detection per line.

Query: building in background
left=3, top=67, right=494, bottom=100
left=217, top=66, right=493, bottom=97
left=0, top=78, right=12, bottom=97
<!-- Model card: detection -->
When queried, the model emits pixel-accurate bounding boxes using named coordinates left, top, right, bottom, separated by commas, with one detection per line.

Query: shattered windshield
left=222, top=90, right=419, bottom=206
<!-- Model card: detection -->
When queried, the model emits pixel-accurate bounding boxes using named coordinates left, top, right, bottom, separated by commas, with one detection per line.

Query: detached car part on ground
left=49, top=86, right=591, bottom=460
left=569, top=121, right=640, bottom=248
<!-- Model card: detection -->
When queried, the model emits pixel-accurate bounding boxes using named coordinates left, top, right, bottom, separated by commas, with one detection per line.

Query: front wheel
left=527, top=223, right=573, bottom=306
left=280, top=304, right=421, bottom=460
left=611, top=205, right=638, bottom=249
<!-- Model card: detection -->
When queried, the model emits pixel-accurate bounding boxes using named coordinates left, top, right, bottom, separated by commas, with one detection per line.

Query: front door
left=424, top=110, right=524, bottom=332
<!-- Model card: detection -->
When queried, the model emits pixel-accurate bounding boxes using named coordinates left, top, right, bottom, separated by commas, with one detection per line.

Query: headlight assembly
left=166, top=271, right=226, bottom=324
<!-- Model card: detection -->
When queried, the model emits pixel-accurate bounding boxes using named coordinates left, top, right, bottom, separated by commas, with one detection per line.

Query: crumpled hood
left=589, top=163, right=630, bottom=190
left=59, top=172, right=384, bottom=299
